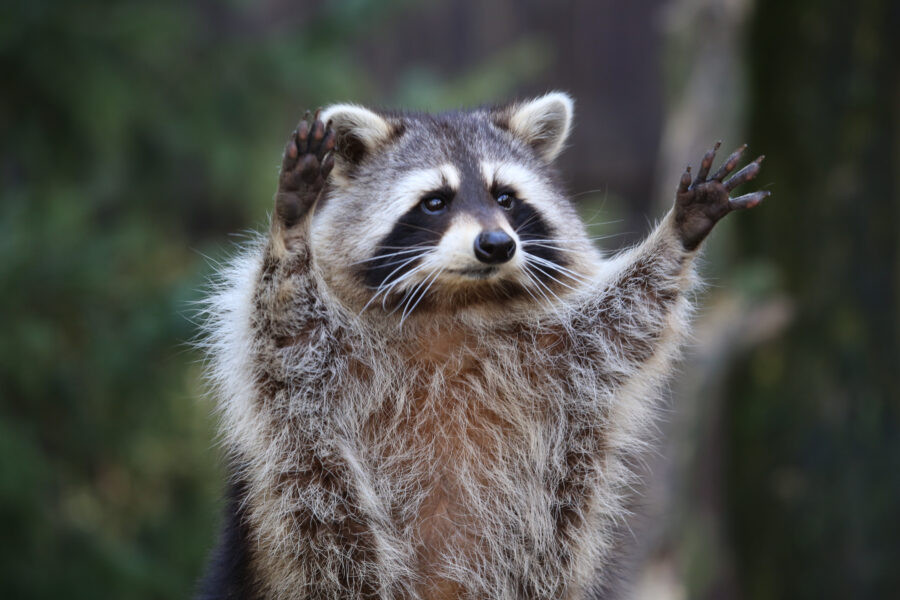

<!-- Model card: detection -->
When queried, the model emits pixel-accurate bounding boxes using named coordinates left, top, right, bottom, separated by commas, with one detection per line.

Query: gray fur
left=201, top=93, right=702, bottom=599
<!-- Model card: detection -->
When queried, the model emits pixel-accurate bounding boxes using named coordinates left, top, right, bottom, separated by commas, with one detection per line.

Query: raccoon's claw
left=724, top=155, right=764, bottom=191
left=691, top=141, right=720, bottom=186
left=276, top=111, right=335, bottom=228
left=674, top=142, right=770, bottom=250
left=710, top=144, right=747, bottom=182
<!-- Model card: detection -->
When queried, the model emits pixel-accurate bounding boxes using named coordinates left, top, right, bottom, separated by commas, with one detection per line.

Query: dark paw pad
left=674, top=142, right=770, bottom=250
left=276, top=109, right=335, bottom=228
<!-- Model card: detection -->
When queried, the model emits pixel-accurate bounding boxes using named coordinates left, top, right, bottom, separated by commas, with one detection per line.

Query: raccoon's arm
left=578, top=143, right=768, bottom=382
left=253, top=111, right=338, bottom=337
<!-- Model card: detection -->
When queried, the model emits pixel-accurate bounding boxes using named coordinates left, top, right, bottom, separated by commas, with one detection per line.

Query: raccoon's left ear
left=494, top=91, right=574, bottom=163
left=320, top=104, right=401, bottom=165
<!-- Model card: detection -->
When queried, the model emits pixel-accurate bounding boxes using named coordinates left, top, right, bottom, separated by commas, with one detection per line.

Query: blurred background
left=1, top=0, right=897, bottom=598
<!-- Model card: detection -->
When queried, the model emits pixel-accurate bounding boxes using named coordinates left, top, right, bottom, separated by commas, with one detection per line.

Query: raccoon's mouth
left=449, top=266, right=499, bottom=279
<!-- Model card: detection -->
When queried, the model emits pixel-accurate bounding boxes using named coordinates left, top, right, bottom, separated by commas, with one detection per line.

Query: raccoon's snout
left=474, top=230, right=516, bottom=264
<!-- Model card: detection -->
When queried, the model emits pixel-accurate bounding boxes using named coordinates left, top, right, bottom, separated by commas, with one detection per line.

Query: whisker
left=516, top=277, right=543, bottom=306
left=367, top=254, right=424, bottom=289
left=400, top=267, right=444, bottom=327
left=586, top=232, right=628, bottom=242
left=525, top=258, right=568, bottom=295
left=359, top=259, right=429, bottom=314
left=578, top=205, right=611, bottom=226
left=392, top=266, right=434, bottom=317
left=380, top=263, right=427, bottom=301
left=351, top=248, right=428, bottom=265
left=375, top=244, right=438, bottom=251
left=571, top=187, right=609, bottom=200
left=521, top=242, right=582, bottom=253
left=360, top=278, right=397, bottom=315
left=528, top=266, right=566, bottom=308
left=521, top=267, right=568, bottom=323
left=525, top=253, right=592, bottom=285
left=390, top=283, right=419, bottom=317
left=520, top=234, right=622, bottom=243
left=521, top=267, right=553, bottom=306
left=365, top=254, right=430, bottom=270
left=582, top=217, right=624, bottom=228
left=526, top=260, right=581, bottom=292
left=398, top=222, right=443, bottom=236
left=380, top=263, right=431, bottom=310
left=514, top=212, right=542, bottom=234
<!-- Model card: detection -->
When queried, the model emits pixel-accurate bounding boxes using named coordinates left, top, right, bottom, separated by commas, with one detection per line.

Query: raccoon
left=197, top=92, right=768, bottom=599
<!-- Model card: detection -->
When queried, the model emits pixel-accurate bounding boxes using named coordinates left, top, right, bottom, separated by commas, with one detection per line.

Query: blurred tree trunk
left=724, top=0, right=900, bottom=598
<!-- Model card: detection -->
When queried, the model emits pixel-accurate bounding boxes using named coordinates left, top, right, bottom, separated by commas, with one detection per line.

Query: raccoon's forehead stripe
left=479, top=160, right=557, bottom=213
left=389, top=164, right=460, bottom=211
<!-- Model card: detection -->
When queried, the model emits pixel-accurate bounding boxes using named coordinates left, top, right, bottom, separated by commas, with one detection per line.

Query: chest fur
left=239, top=318, right=613, bottom=598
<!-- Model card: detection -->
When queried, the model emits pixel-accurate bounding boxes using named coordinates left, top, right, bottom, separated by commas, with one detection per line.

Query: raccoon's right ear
left=320, top=104, right=401, bottom=165
left=492, top=92, right=574, bottom=163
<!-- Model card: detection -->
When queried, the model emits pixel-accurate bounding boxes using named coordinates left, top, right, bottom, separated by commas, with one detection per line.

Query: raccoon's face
left=309, top=92, right=598, bottom=320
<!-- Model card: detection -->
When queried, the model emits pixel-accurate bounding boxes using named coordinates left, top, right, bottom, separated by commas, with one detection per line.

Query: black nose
left=474, top=230, right=516, bottom=264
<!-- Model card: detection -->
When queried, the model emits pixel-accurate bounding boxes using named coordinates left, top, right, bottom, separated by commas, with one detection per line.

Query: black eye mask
left=362, top=200, right=452, bottom=289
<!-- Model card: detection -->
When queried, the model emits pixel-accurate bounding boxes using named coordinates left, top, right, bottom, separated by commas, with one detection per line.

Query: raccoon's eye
left=495, top=192, right=516, bottom=210
left=421, top=197, right=447, bottom=214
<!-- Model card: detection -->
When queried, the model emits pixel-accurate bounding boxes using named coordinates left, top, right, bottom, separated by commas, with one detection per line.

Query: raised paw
left=673, top=141, right=770, bottom=250
left=275, top=109, right=336, bottom=228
